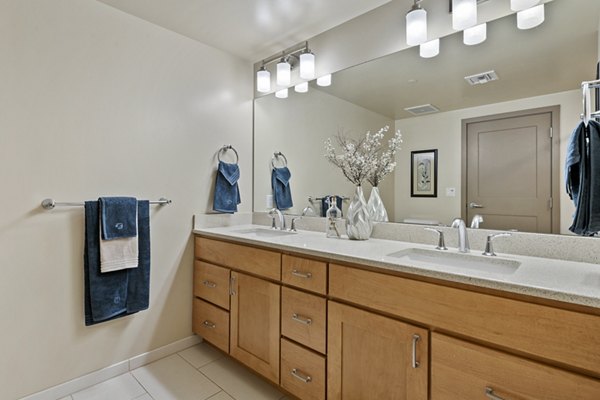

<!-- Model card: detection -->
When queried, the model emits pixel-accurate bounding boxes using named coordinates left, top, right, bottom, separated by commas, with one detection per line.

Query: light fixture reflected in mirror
left=317, top=74, right=332, bottom=87
left=300, top=50, right=315, bottom=80
left=406, top=0, right=427, bottom=46
left=294, top=82, right=308, bottom=93
left=463, top=23, right=487, bottom=45
left=419, top=38, right=439, bottom=58
left=452, top=0, right=477, bottom=30
left=511, top=0, right=539, bottom=12
left=275, top=88, right=288, bottom=99
left=256, top=66, right=271, bottom=93
left=276, top=58, right=291, bottom=86
left=517, top=4, right=544, bottom=29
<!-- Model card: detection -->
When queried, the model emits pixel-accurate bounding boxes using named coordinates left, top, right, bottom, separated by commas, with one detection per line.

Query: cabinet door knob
left=202, top=320, right=216, bottom=329
left=411, top=334, right=421, bottom=368
left=292, top=313, right=313, bottom=325
left=485, top=387, right=506, bottom=400
left=291, top=368, right=312, bottom=383
left=202, top=280, right=217, bottom=288
left=291, top=269, right=312, bottom=279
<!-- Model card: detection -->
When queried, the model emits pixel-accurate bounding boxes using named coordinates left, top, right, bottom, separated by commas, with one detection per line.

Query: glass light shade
left=275, top=88, right=288, bottom=99
left=299, top=52, right=315, bottom=80
left=419, top=39, right=439, bottom=58
left=452, top=0, right=477, bottom=30
left=294, top=82, right=308, bottom=93
left=406, top=8, right=427, bottom=46
left=256, top=67, right=270, bottom=93
left=276, top=60, right=291, bottom=86
left=463, top=23, right=487, bottom=45
left=317, top=74, right=332, bottom=86
left=510, top=0, right=539, bottom=12
left=517, top=4, right=544, bottom=29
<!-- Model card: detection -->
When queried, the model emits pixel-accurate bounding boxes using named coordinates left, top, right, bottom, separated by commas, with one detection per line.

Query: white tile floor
left=60, top=342, right=291, bottom=400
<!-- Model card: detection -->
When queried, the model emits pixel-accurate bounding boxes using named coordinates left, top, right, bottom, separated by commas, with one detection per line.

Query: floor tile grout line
left=128, top=370, right=155, bottom=400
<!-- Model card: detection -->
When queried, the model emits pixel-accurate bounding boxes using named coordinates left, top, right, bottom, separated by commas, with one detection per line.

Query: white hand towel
left=99, top=214, right=139, bottom=273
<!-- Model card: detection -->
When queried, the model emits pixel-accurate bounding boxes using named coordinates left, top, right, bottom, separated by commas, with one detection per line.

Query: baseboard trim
left=20, top=335, right=202, bottom=400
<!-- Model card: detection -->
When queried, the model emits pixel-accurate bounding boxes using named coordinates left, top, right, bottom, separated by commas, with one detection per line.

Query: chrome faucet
left=470, top=214, right=484, bottom=229
left=268, top=208, right=286, bottom=230
left=451, top=218, right=470, bottom=253
left=290, top=206, right=315, bottom=232
left=483, top=233, right=512, bottom=256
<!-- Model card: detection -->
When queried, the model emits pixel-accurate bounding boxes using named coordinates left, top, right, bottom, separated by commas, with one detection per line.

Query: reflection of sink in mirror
left=232, top=228, right=297, bottom=237
left=386, top=248, right=520, bottom=275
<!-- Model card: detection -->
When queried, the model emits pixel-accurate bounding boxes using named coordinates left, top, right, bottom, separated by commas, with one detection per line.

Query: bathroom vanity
left=192, top=225, right=600, bottom=399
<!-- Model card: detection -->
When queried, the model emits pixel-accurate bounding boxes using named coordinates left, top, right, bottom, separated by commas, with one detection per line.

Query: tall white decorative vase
left=367, top=186, right=389, bottom=222
left=346, top=186, right=373, bottom=240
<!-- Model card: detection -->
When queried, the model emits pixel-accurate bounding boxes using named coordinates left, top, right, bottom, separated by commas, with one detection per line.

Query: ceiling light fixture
left=463, top=23, right=487, bottom=45
left=276, top=57, right=291, bottom=86
left=317, top=74, right=332, bottom=87
left=256, top=65, right=271, bottom=93
left=406, top=0, right=428, bottom=46
left=419, top=38, right=439, bottom=58
left=452, top=0, right=477, bottom=30
left=510, top=0, right=539, bottom=12
left=517, top=4, right=544, bottom=29
left=295, top=82, right=308, bottom=93
left=275, top=88, right=288, bottom=99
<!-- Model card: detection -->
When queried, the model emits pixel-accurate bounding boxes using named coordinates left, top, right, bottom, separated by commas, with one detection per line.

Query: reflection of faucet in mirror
left=268, top=208, right=286, bottom=231
left=470, top=214, right=484, bottom=229
left=451, top=218, right=470, bottom=253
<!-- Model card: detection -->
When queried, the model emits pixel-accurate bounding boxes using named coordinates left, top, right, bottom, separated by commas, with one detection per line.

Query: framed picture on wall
left=410, top=149, right=438, bottom=197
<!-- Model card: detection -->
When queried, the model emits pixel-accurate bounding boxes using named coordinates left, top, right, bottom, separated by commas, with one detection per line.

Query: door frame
left=460, top=105, right=561, bottom=234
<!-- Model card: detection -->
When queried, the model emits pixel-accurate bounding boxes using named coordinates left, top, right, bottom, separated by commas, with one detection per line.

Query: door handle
left=411, top=334, right=420, bottom=368
left=468, top=202, right=484, bottom=209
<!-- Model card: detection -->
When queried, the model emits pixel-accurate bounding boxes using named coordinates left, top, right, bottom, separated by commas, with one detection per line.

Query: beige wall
left=254, top=88, right=394, bottom=219
left=394, top=89, right=580, bottom=233
left=0, top=1, right=252, bottom=398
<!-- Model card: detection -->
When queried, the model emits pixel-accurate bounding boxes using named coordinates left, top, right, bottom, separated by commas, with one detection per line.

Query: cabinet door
left=432, top=333, right=600, bottom=400
left=230, top=271, right=280, bottom=384
left=328, top=301, right=428, bottom=400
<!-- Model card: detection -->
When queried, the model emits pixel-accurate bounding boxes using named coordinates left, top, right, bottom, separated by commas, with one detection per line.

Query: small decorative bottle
left=325, top=196, right=342, bottom=238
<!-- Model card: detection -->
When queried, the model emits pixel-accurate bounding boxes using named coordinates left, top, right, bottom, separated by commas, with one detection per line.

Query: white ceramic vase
left=367, top=186, right=389, bottom=223
left=346, top=186, right=373, bottom=240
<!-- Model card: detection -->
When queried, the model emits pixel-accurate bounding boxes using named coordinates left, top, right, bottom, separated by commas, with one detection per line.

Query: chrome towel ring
left=271, top=151, right=288, bottom=168
left=217, top=145, right=239, bottom=164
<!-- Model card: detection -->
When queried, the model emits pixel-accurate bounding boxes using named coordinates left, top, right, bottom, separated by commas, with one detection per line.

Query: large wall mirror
left=254, top=0, right=600, bottom=235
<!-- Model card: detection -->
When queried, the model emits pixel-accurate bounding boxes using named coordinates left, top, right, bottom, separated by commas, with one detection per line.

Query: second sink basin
left=232, top=228, right=297, bottom=238
left=386, top=248, right=521, bottom=275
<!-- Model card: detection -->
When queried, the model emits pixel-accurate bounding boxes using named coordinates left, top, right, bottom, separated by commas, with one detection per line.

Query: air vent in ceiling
left=464, top=70, right=499, bottom=85
left=404, top=104, right=440, bottom=116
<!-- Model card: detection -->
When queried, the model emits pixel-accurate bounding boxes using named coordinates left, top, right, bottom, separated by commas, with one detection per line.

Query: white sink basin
left=232, top=228, right=297, bottom=238
left=386, top=248, right=521, bottom=275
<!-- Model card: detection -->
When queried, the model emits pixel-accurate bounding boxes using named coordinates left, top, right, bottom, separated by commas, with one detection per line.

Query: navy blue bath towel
left=213, top=161, right=241, bottom=213
left=271, top=166, right=293, bottom=210
left=320, top=196, right=343, bottom=217
left=99, top=196, right=138, bottom=239
left=84, top=200, right=150, bottom=326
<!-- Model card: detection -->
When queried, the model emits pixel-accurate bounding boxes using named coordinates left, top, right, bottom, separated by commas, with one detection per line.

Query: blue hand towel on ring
left=213, top=161, right=241, bottom=213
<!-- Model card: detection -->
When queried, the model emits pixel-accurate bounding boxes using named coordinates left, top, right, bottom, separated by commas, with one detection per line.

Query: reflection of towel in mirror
left=84, top=200, right=151, bottom=326
left=320, top=196, right=343, bottom=217
left=213, top=161, right=241, bottom=213
left=566, top=120, right=600, bottom=235
left=272, top=167, right=293, bottom=210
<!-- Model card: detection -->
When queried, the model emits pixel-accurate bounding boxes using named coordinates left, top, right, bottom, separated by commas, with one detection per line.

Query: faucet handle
left=290, top=216, right=301, bottom=232
left=424, top=228, right=448, bottom=250
left=483, top=232, right=512, bottom=256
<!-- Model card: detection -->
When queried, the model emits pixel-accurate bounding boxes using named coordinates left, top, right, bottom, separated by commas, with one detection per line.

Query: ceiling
left=97, top=0, right=391, bottom=61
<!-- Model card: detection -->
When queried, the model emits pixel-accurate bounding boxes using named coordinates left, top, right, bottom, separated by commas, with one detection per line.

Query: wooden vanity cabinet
left=327, top=301, right=428, bottom=400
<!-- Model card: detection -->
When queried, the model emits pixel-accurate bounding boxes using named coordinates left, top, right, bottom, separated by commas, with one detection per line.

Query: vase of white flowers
left=325, top=126, right=400, bottom=239
left=367, top=128, right=403, bottom=222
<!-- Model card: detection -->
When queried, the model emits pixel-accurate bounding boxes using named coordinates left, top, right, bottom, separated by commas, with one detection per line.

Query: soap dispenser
left=325, top=196, right=342, bottom=238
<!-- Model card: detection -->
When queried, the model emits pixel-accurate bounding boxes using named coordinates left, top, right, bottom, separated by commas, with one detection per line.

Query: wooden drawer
left=195, top=236, right=281, bottom=281
left=281, top=338, right=326, bottom=400
left=193, top=298, right=229, bottom=353
left=431, top=333, right=600, bottom=400
left=282, top=254, right=327, bottom=295
left=194, top=260, right=230, bottom=310
left=329, top=263, right=600, bottom=375
left=281, top=287, right=327, bottom=354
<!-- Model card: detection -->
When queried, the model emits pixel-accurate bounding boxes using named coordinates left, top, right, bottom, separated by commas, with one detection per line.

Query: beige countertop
left=193, top=224, right=600, bottom=309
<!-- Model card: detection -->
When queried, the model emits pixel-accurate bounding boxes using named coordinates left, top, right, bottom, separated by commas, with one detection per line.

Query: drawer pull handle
left=202, top=320, right=216, bottom=329
left=202, top=280, right=217, bottom=288
left=411, top=334, right=420, bottom=368
left=292, top=269, right=312, bottom=279
left=291, top=368, right=312, bottom=383
left=485, top=387, right=506, bottom=400
left=292, top=313, right=312, bottom=325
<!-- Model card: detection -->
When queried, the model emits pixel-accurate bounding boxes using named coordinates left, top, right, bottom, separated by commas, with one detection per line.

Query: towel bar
left=41, top=198, right=172, bottom=210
